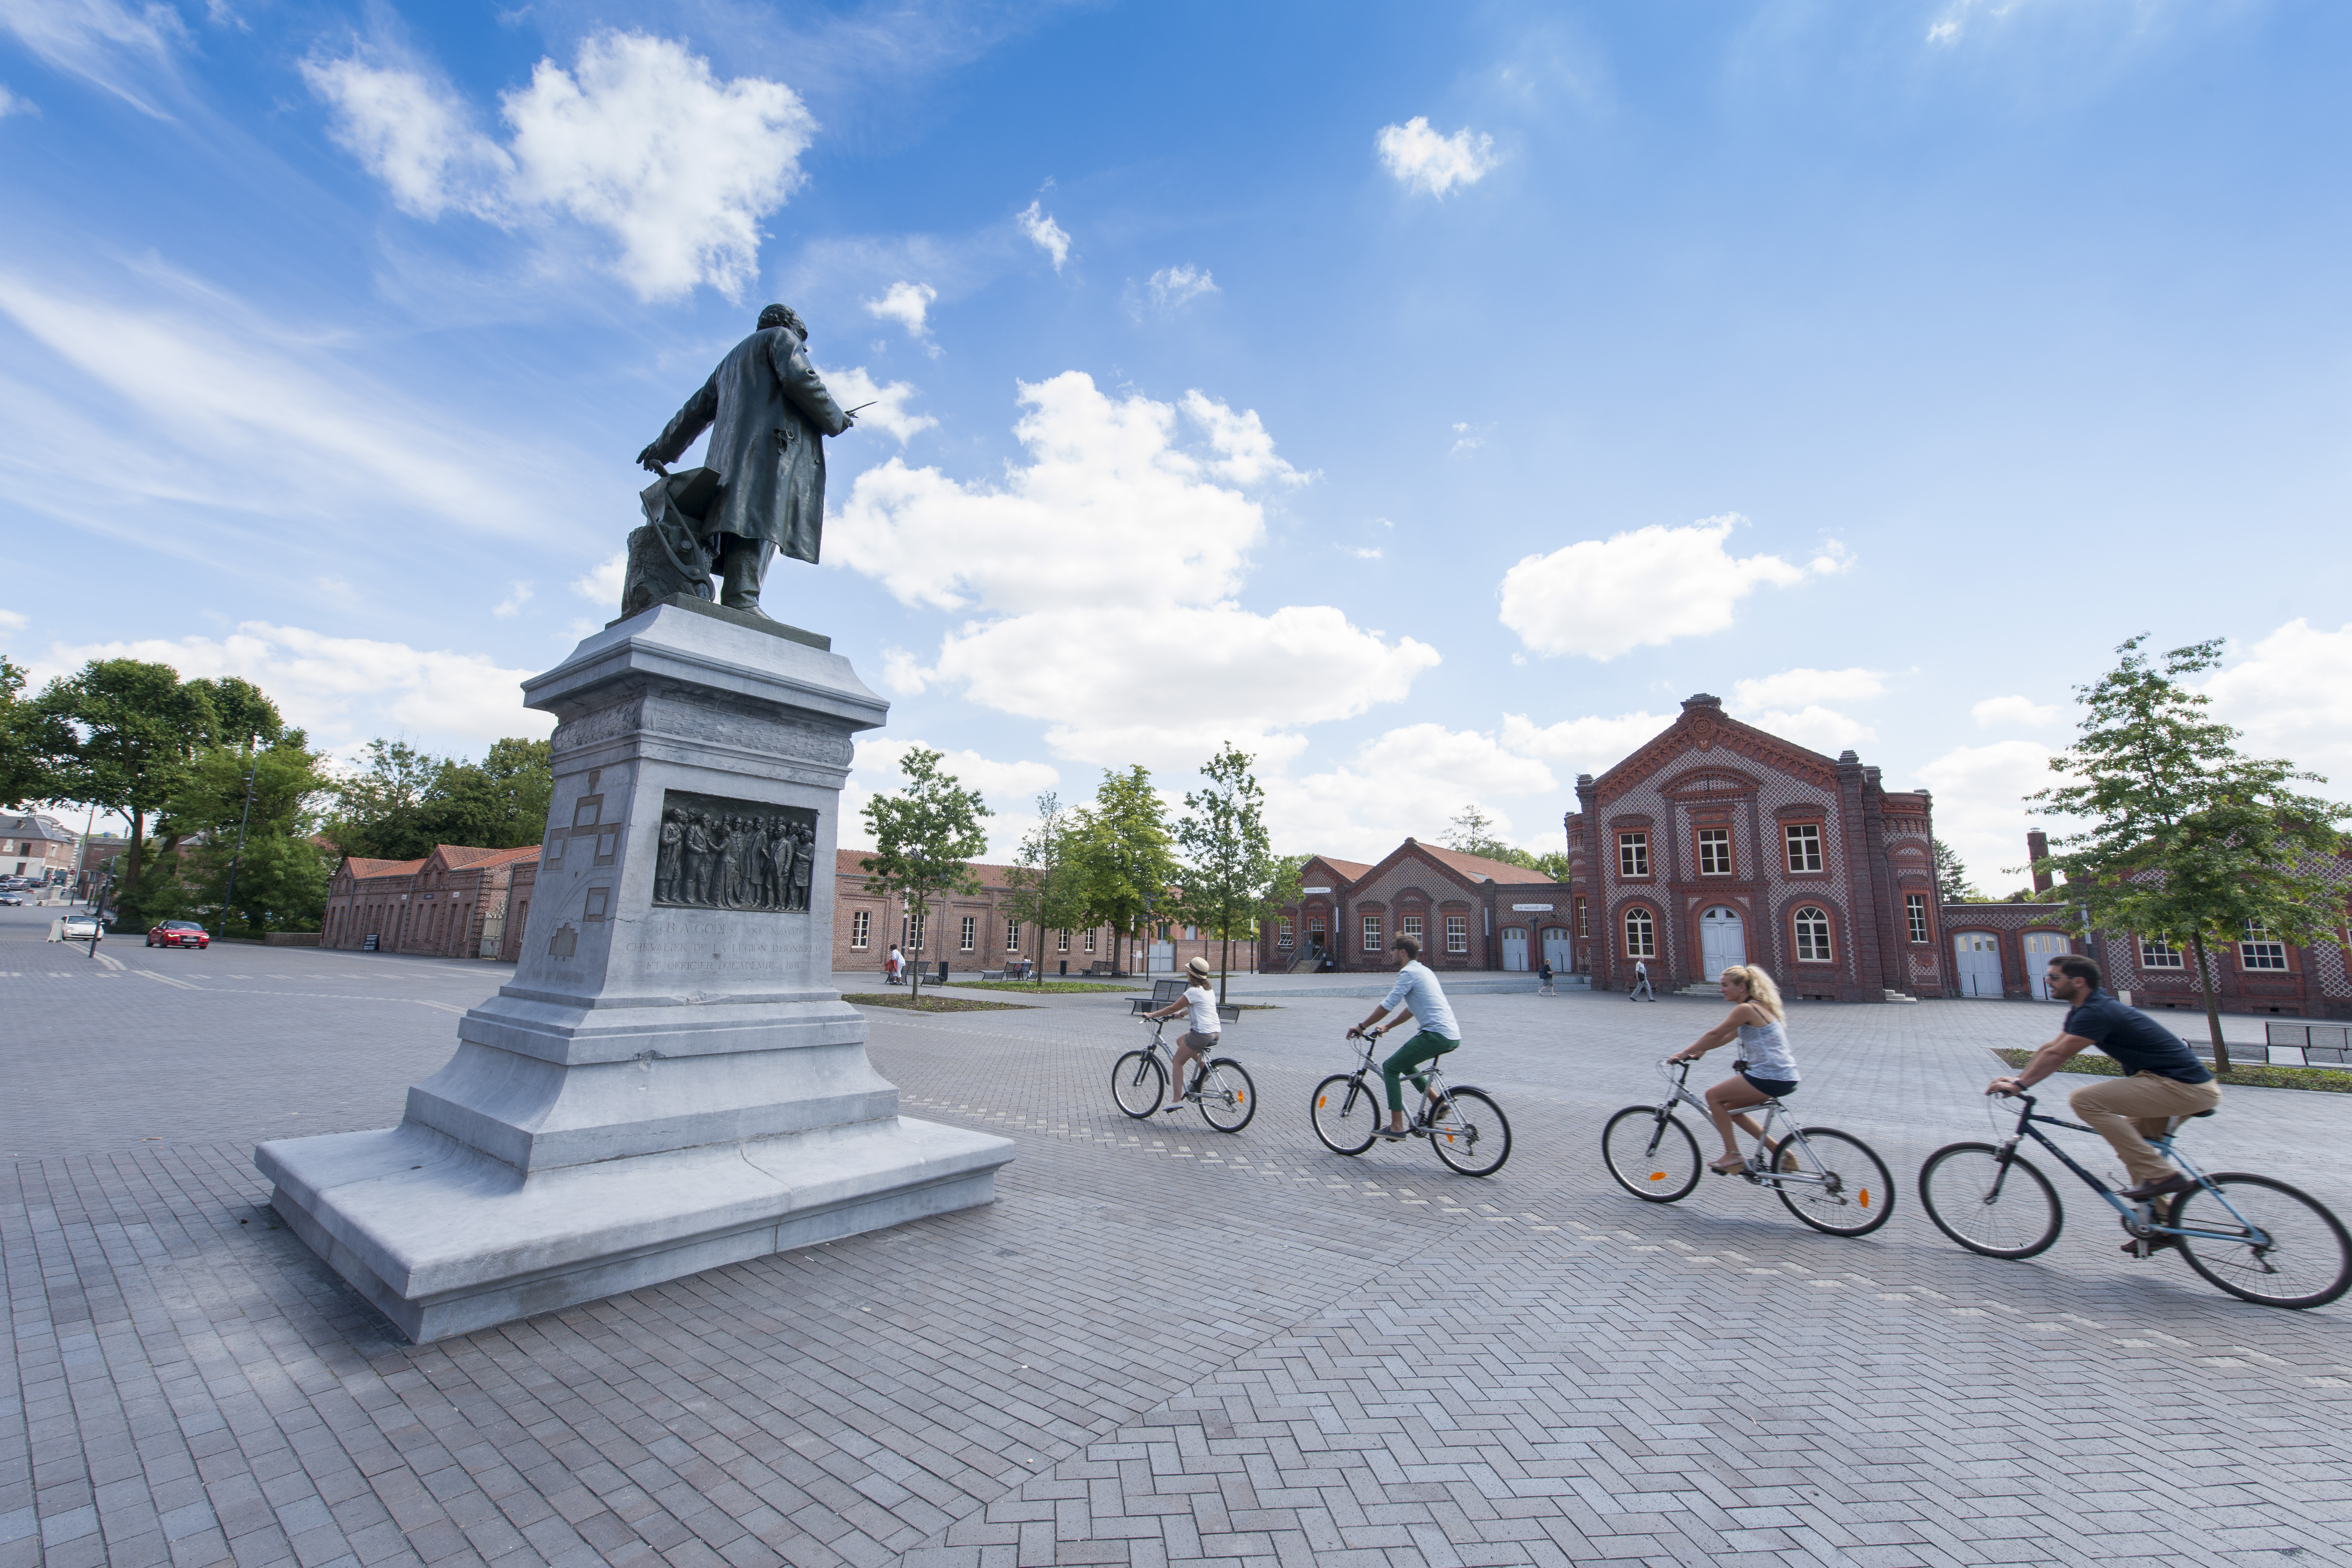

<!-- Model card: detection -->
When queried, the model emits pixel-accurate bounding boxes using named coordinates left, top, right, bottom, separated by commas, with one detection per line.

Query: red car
left=147, top=920, right=210, bottom=949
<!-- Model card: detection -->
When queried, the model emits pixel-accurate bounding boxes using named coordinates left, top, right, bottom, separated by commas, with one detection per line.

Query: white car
left=60, top=915, right=102, bottom=939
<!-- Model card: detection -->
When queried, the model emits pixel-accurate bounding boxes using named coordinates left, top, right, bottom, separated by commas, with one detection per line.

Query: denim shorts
left=1741, top=1072, right=1798, bottom=1099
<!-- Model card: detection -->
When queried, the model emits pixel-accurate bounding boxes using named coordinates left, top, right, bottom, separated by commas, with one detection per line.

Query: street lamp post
left=217, top=737, right=259, bottom=940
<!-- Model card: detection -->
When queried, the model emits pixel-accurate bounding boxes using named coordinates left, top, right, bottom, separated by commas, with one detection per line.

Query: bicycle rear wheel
left=1602, top=1106, right=1701, bottom=1202
left=1428, top=1087, right=1511, bottom=1176
left=2168, top=1173, right=2352, bottom=1308
left=1773, top=1127, right=1894, bottom=1236
left=1110, top=1051, right=1166, bottom=1119
left=1917, top=1142, right=2062, bottom=1259
left=1197, top=1058, right=1256, bottom=1133
left=1310, top=1073, right=1377, bottom=1155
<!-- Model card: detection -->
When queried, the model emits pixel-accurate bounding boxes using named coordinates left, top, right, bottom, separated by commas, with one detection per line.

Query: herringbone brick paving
left=4, top=910, right=2348, bottom=1567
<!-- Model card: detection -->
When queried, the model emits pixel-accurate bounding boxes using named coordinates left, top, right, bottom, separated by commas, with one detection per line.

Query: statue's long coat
left=647, top=326, right=850, bottom=564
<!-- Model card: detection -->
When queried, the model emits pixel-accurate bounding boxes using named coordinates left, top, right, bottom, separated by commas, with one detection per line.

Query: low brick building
left=830, top=850, right=1258, bottom=978
left=1, top=813, right=76, bottom=885
left=323, top=844, right=541, bottom=959
left=1258, top=843, right=1572, bottom=974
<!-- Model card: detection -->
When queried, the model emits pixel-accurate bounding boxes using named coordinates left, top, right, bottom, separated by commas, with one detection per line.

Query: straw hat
left=1186, top=956, right=1212, bottom=979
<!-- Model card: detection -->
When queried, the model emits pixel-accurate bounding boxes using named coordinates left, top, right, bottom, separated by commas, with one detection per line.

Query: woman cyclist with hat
left=1145, top=956, right=1222, bottom=1114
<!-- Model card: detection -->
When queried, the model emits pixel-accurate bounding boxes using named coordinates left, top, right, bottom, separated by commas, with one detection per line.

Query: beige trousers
left=2068, top=1071, right=2222, bottom=1185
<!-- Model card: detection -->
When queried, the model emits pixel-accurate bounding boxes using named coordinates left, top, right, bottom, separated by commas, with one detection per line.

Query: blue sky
left=4, top=0, right=2348, bottom=887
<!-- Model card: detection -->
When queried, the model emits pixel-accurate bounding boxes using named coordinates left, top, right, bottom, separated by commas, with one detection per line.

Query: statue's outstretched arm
left=640, top=376, right=720, bottom=469
left=772, top=338, right=852, bottom=437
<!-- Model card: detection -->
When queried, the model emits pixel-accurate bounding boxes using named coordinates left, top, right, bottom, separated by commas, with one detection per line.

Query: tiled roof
left=462, top=844, right=543, bottom=871
left=836, top=848, right=1022, bottom=882
left=343, top=857, right=428, bottom=879
left=0, top=815, right=75, bottom=842
left=1315, top=857, right=1374, bottom=880
left=1410, top=844, right=1557, bottom=885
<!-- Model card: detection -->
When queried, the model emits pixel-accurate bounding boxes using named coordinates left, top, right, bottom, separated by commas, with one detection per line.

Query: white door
left=1501, top=927, right=1529, bottom=971
left=1147, top=939, right=1175, bottom=973
left=1542, top=930, right=1573, bottom=974
left=1699, top=907, right=1746, bottom=980
left=2022, top=932, right=2072, bottom=999
left=1955, top=932, right=2003, bottom=997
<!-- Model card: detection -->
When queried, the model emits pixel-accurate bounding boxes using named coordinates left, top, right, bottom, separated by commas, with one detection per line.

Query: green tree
left=145, top=735, right=336, bottom=934
left=1933, top=839, right=1981, bottom=903
left=325, top=740, right=444, bottom=860
left=1528, top=849, right=1573, bottom=882
left=1173, top=744, right=1281, bottom=1003
left=860, top=746, right=990, bottom=1005
left=37, top=659, right=222, bottom=923
left=1000, top=792, right=1087, bottom=984
left=1, top=656, right=71, bottom=809
left=2030, top=635, right=2351, bottom=1074
left=1071, top=765, right=1178, bottom=976
left=326, top=737, right=552, bottom=860
left=1442, top=804, right=1538, bottom=868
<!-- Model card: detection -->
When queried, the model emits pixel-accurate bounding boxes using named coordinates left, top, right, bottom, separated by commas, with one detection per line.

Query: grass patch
left=949, top=980, right=1142, bottom=994
left=1992, top=1048, right=2352, bottom=1094
left=843, top=992, right=1036, bottom=1013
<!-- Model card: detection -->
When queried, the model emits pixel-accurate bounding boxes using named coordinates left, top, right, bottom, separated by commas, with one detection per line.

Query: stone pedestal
left=257, top=596, right=1013, bottom=1343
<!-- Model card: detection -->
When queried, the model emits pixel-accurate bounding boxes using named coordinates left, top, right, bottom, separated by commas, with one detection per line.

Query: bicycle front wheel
left=1428, top=1087, right=1511, bottom=1177
left=1918, top=1142, right=2062, bottom=1259
left=1773, top=1127, right=1894, bottom=1236
left=1110, top=1051, right=1167, bottom=1119
left=1602, top=1106, right=1700, bottom=1202
left=1310, top=1073, right=1377, bottom=1155
left=2168, top=1173, right=2352, bottom=1309
left=1197, top=1058, right=1256, bottom=1133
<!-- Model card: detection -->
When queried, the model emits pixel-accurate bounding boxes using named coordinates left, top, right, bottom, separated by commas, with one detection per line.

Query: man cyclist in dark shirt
left=1989, top=953, right=2220, bottom=1247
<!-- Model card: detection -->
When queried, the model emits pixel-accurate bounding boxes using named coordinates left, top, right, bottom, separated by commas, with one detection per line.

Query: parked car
left=148, top=920, right=210, bottom=949
left=0, top=894, right=24, bottom=906
left=61, top=915, right=102, bottom=939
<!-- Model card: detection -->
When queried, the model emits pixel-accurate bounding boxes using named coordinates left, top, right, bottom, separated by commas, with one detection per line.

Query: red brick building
left=1, top=813, right=76, bottom=885
left=1257, top=844, right=1572, bottom=974
left=323, top=844, right=541, bottom=959
left=830, top=850, right=1259, bottom=978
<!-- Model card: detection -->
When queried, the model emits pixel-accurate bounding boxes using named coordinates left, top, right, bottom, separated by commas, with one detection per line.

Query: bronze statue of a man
left=637, top=304, right=856, bottom=618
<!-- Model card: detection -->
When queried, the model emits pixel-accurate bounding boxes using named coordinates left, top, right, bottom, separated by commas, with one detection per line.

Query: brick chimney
left=2026, top=831, right=2052, bottom=893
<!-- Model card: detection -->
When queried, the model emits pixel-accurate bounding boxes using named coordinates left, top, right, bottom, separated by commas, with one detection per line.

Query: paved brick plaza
left=5, top=906, right=2349, bottom=1568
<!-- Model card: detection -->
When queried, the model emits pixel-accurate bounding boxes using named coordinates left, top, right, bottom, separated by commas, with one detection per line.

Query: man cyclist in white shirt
left=1145, top=956, right=1222, bottom=1113
left=1347, top=934, right=1463, bottom=1140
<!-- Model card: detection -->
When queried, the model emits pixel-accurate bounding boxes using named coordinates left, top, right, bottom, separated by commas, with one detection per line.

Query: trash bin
left=1059, top=960, right=1068, bottom=976
left=937, top=959, right=948, bottom=986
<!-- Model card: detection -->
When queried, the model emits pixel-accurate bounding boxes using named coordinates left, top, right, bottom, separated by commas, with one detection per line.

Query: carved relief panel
left=651, top=789, right=820, bottom=913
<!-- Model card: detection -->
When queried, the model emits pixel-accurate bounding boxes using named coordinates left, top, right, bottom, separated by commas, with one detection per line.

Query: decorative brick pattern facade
left=1256, top=843, right=1571, bottom=975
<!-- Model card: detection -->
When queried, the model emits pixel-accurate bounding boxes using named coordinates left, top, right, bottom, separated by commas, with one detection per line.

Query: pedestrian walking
left=1538, top=959, right=1555, bottom=996
left=1630, top=958, right=1656, bottom=1002
left=886, top=944, right=905, bottom=986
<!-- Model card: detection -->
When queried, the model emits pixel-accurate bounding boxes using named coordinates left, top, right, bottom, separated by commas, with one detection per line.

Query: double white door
left=2023, top=932, right=2072, bottom=999
left=1501, top=928, right=1529, bottom=971
left=1954, top=932, right=2003, bottom=997
left=1542, top=931, right=1573, bottom=974
left=1699, top=907, right=1746, bottom=979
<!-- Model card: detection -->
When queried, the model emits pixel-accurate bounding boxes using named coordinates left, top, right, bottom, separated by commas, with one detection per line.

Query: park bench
left=1127, top=976, right=1241, bottom=1023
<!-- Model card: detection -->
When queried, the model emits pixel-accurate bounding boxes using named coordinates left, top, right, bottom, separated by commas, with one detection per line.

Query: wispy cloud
left=1018, top=200, right=1070, bottom=270
left=1376, top=116, right=1499, bottom=196
left=0, top=84, right=37, bottom=116
left=0, top=0, right=186, bottom=117
left=1146, top=264, right=1216, bottom=310
left=493, top=581, right=533, bottom=618
left=862, top=280, right=940, bottom=351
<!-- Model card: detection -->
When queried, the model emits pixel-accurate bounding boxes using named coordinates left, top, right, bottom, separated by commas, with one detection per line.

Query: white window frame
left=1005, top=918, right=1020, bottom=951
left=1084, top=929, right=1097, bottom=953
left=2240, top=921, right=2289, bottom=972
left=1622, top=907, right=1656, bottom=958
left=1905, top=893, right=1928, bottom=945
left=1276, top=918, right=1293, bottom=950
left=1794, top=906, right=1833, bottom=963
left=1362, top=914, right=1382, bottom=953
left=1618, top=832, right=1650, bottom=878
left=1445, top=914, right=1468, bottom=954
left=1399, top=913, right=1423, bottom=942
left=1697, top=828, right=1732, bottom=877
left=1057, top=929, right=1071, bottom=953
left=2139, top=936, right=2184, bottom=970
left=1785, top=824, right=1824, bottom=873
left=850, top=909, right=871, bottom=950
left=959, top=915, right=976, bottom=952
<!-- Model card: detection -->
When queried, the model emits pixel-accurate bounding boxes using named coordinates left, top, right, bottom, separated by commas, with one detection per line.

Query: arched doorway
left=1954, top=932, right=2002, bottom=997
left=1541, top=927, right=1572, bottom=974
left=1500, top=926, right=1529, bottom=971
left=2022, top=931, right=2072, bottom=999
left=1699, top=906, right=1745, bottom=979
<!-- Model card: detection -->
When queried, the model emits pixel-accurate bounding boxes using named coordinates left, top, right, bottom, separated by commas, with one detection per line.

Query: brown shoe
left=2120, top=1172, right=2196, bottom=1202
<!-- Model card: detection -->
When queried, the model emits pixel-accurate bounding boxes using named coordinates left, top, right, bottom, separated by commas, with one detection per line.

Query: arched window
left=1794, top=906, right=1833, bottom=963
left=1623, top=907, right=1657, bottom=958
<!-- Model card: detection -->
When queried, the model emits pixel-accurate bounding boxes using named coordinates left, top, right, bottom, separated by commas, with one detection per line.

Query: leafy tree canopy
left=1933, top=838, right=1982, bottom=904
left=859, top=746, right=990, bottom=1001
left=2032, top=634, right=2350, bottom=1073
left=1001, top=791, right=1088, bottom=980
left=325, top=737, right=553, bottom=861
left=1442, top=803, right=1539, bottom=869
left=1173, top=744, right=1281, bottom=1001
left=0, top=656, right=72, bottom=810
left=142, top=735, right=336, bottom=934
left=1070, top=765, right=1177, bottom=975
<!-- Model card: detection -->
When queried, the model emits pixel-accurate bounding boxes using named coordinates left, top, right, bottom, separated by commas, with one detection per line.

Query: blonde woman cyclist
left=1668, top=964, right=1798, bottom=1174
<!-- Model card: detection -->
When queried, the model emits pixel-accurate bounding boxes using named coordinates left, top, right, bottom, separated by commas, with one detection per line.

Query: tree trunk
left=120, top=806, right=147, bottom=914
left=909, top=898, right=925, bottom=1008
left=2188, top=931, right=2231, bottom=1074
left=1220, top=921, right=1231, bottom=1007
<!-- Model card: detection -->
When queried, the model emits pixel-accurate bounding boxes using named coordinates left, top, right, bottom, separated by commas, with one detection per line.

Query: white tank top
left=1736, top=1018, right=1799, bottom=1082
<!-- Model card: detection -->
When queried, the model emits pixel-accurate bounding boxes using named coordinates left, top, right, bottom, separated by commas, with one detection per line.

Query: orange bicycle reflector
left=1316, top=1095, right=1326, bottom=1108
left=1858, top=1189, right=1872, bottom=1208
left=1649, top=1171, right=1666, bottom=1181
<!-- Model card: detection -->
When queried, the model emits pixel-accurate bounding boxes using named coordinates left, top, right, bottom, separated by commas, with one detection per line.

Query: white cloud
left=1375, top=116, right=1499, bottom=196
left=862, top=280, right=939, bottom=352
left=1740, top=705, right=1874, bottom=754
left=819, top=364, right=936, bottom=444
left=0, top=84, right=35, bottom=116
left=834, top=371, right=1435, bottom=770
left=0, top=0, right=183, bottom=116
left=308, top=32, right=814, bottom=301
left=572, top=552, right=626, bottom=606
left=493, top=581, right=533, bottom=618
left=1340, top=546, right=1382, bottom=560
left=1269, top=725, right=1558, bottom=863
left=1449, top=422, right=1483, bottom=455
left=1731, top=667, right=1887, bottom=710
left=1146, top=264, right=1217, bottom=311
left=2199, top=618, right=2352, bottom=794
left=1499, top=710, right=1673, bottom=774
left=1497, top=514, right=1849, bottom=660
left=1917, top=739, right=2068, bottom=898
left=1017, top=201, right=1070, bottom=270
left=842, top=738, right=1059, bottom=859
left=28, top=623, right=552, bottom=751
left=0, top=607, right=28, bottom=632
left=1971, top=693, right=2061, bottom=729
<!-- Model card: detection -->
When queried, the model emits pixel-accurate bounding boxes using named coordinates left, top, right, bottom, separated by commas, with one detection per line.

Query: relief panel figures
left=652, top=791, right=819, bottom=912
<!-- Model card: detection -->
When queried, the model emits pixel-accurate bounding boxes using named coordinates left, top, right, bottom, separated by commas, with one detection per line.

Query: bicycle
left=1309, top=1029, right=1512, bottom=1176
left=1918, top=1090, right=2351, bottom=1308
left=1110, top=1018, right=1256, bottom=1132
left=1601, top=1060, right=1894, bottom=1237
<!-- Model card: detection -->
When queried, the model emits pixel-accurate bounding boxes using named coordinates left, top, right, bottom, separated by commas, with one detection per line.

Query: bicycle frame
left=1986, top=1092, right=2273, bottom=1248
left=1653, top=1060, right=1841, bottom=1194
left=1335, top=1030, right=1465, bottom=1128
